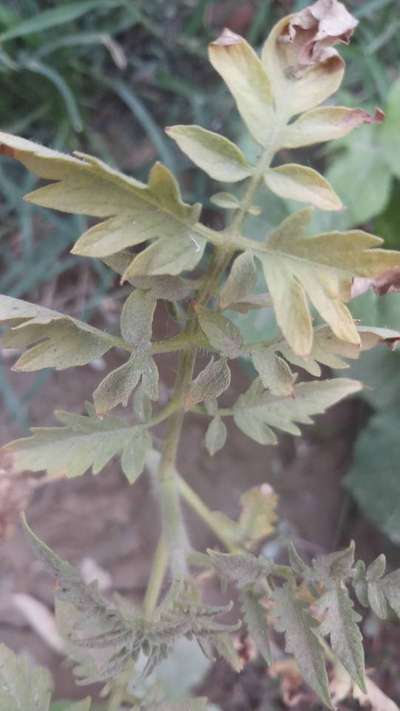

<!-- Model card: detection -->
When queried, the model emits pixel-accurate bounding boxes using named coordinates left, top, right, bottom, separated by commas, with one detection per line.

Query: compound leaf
left=233, top=377, right=361, bottom=445
left=0, top=644, right=53, bottom=711
left=166, top=125, right=252, bottom=182
left=0, top=295, right=115, bottom=371
left=258, top=209, right=400, bottom=355
left=0, top=133, right=204, bottom=276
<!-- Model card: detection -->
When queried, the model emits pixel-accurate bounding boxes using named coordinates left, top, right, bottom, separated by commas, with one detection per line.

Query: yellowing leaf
left=0, top=295, right=115, bottom=371
left=233, top=377, right=361, bottom=445
left=208, top=29, right=274, bottom=146
left=3, top=407, right=150, bottom=482
left=250, top=344, right=296, bottom=396
left=0, top=133, right=204, bottom=276
left=166, top=125, right=253, bottom=182
left=264, top=164, right=342, bottom=211
left=238, top=484, right=278, bottom=546
left=257, top=209, right=400, bottom=355
left=219, top=252, right=257, bottom=310
left=281, top=107, right=384, bottom=149
left=262, top=0, right=356, bottom=119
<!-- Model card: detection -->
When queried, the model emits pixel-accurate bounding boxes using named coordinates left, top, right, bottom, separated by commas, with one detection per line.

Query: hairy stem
left=144, top=131, right=283, bottom=605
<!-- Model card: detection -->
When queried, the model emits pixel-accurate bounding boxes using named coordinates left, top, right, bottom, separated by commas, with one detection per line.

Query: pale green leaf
left=121, top=232, right=206, bottom=281
left=250, top=344, right=296, bottom=396
left=280, top=107, right=383, bottom=149
left=316, top=586, right=366, bottom=692
left=196, top=305, right=242, bottom=358
left=262, top=7, right=352, bottom=119
left=93, top=351, right=158, bottom=415
left=208, top=29, right=274, bottom=146
left=210, top=192, right=240, bottom=210
left=102, top=253, right=195, bottom=299
left=208, top=549, right=273, bottom=588
left=120, top=429, right=152, bottom=484
left=166, top=125, right=252, bottom=182
left=257, top=209, right=400, bottom=355
left=264, top=164, right=343, bottom=211
left=219, top=252, right=257, bottom=310
left=0, top=133, right=203, bottom=275
left=187, top=358, right=231, bottom=407
left=233, top=377, right=361, bottom=445
left=3, top=408, right=143, bottom=479
left=120, top=289, right=156, bottom=346
left=0, top=295, right=114, bottom=371
left=272, top=583, right=332, bottom=709
left=0, top=644, right=53, bottom=711
left=240, top=590, right=272, bottom=664
left=205, top=416, right=227, bottom=456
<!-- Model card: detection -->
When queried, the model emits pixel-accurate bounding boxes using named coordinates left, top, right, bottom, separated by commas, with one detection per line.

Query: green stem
left=178, top=475, right=236, bottom=553
left=143, top=536, right=168, bottom=617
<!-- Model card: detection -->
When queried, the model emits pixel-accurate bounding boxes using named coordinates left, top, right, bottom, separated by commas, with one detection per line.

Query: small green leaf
left=272, top=583, right=332, bottom=709
left=240, top=590, right=272, bottom=664
left=166, top=125, right=253, bottom=182
left=208, top=549, right=273, bottom=588
left=120, top=289, right=157, bottom=346
left=0, top=643, right=53, bottom=711
left=196, top=305, right=242, bottom=358
left=210, top=192, right=241, bottom=210
left=121, top=232, right=206, bottom=280
left=187, top=358, right=231, bottom=407
left=219, top=252, right=257, bottom=310
left=238, top=485, right=278, bottom=547
left=250, top=345, right=296, bottom=396
left=205, top=416, right=227, bottom=456
left=280, top=107, right=383, bottom=149
left=264, top=164, right=343, bottom=211
left=93, top=351, right=158, bottom=415
left=120, top=429, right=152, bottom=484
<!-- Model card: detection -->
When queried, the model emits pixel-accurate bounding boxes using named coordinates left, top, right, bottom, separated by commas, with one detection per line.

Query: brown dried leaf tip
left=211, top=27, right=243, bottom=47
left=280, top=0, right=358, bottom=75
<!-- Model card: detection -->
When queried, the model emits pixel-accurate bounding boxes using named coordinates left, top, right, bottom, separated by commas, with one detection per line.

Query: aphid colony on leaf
left=1, top=1, right=400, bottom=708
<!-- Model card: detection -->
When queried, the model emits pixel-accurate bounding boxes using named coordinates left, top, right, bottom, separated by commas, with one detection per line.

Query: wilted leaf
left=219, top=252, right=257, bottom=310
left=272, top=583, right=332, bottom=708
left=264, top=164, right=342, bottom=211
left=205, top=416, right=227, bottom=456
left=0, top=295, right=115, bottom=371
left=196, top=306, right=242, bottom=358
left=240, top=590, right=272, bottom=664
left=166, top=125, right=253, bottom=182
left=120, top=289, right=157, bottom=346
left=262, top=1, right=356, bottom=119
left=233, top=377, right=361, bottom=445
left=209, top=29, right=274, bottom=146
left=186, top=358, right=231, bottom=408
left=0, top=643, right=53, bottom=711
left=3, top=407, right=150, bottom=481
left=93, top=350, right=159, bottom=415
left=0, top=133, right=204, bottom=276
left=281, top=106, right=384, bottom=149
left=316, top=586, right=366, bottom=692
left=257, top=208, right=400, bottom=355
